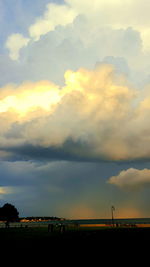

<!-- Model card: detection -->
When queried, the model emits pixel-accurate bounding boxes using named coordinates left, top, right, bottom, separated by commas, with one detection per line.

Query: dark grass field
left=0, top=226, right=149, bottom=264
left=0, top=226, right=149, bottom=253
left=0, top=228, right=149, bottom=265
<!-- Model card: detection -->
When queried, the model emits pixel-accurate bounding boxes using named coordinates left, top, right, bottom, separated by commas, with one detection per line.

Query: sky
left=0, top=0, right=150, bottom=219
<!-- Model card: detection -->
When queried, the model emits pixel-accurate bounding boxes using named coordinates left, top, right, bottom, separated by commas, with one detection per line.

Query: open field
left=0, top=226, right=149, bottom=250
left=0, top=226, right=149, bottom=263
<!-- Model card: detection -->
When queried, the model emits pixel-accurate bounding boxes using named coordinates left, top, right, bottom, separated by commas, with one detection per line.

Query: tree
left=0, top=203, right=19, bottom=222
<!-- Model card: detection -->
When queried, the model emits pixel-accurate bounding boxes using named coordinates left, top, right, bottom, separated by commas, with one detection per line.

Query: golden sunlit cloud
left=0, top=64, right=150, bottom=160
left=0, top=81, right=61, bottom=117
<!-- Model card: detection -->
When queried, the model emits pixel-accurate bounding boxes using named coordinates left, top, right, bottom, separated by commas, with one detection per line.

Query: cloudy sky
left=0, top=0, right=150, bottom=218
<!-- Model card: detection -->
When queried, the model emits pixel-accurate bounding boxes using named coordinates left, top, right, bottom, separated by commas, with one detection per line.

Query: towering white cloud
left=5, top=0, right=150, bottom=62
left=66, top=0, right=150, bottom=52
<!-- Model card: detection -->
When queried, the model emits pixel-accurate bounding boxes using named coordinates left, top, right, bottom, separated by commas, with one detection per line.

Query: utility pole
left=111, top=206, right=115, bottom=227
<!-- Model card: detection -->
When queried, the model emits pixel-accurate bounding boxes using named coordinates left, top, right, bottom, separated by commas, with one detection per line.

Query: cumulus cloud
left=30, top=0, right=150, bottom=52
left=1, top=64, right=150, bottom=161
left=4, top=0, right=149, bottom=93
left=66, top=0, right=150, bottom=52
left=1, top=17, right=145, bottom=91
left=108, top=168, right=150, bottom=190
left=5, top=33, right=30, bottom=60
left=29, top=2, right=77, bottom=41
left=5, top=1, right=77, bottom=61
left=5, top=0, right=150, bottom=62
left=0, top=64, right=136, bottom=160
left=4, top=2, right=77, bottom=61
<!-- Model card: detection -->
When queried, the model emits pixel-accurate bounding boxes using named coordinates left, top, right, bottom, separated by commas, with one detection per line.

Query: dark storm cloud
left=1, top=140, right=100, bottom=162
left=3, top=140, right=150, bottom=164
